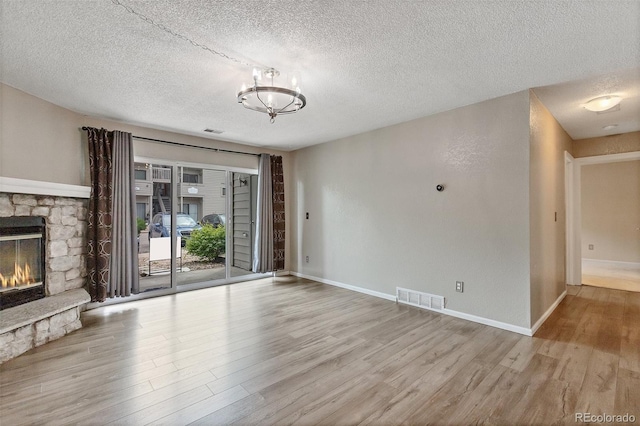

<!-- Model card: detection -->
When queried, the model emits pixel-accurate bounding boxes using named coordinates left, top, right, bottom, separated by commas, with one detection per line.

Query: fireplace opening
left=0, top=217, right=46, bottom=310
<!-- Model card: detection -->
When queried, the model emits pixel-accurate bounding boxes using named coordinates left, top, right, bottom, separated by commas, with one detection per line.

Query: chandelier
left=237, top=68, right=307, bottom=123
left=109, top=2, right=308, bottom=124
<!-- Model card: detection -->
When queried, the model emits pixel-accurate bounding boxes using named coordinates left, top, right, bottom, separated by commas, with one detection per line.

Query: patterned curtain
left=86, top=128, right=139, bottom=302
left=271, top=156, right=285, bottom=271
left=86, top=128, right=113, bottom=302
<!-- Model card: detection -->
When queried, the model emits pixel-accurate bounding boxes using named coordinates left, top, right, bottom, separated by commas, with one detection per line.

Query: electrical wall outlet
left=305, top=255, right=309, bottom=263
left=588, top=244, right=594, bottom=250
left=455, top=281, right=464, bottom=293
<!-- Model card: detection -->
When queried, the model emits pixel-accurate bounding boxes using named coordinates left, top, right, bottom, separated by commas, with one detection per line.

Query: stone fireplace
left=0, top=216, right=47, bottom=309
left=0, top=189, right=91, bottom=363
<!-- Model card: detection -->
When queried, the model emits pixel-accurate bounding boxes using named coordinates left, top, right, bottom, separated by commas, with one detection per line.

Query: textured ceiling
left=533, top=67, right=640, bottom=140
left=1, top=1, right=639, bottom=150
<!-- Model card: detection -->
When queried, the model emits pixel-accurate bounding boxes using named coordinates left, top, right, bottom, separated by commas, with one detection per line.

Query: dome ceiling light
left=583, top=95, right=622, bottom=112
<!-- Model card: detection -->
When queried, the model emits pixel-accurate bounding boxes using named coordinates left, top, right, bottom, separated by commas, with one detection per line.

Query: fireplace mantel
left=0, top=177, right=90, bottom=199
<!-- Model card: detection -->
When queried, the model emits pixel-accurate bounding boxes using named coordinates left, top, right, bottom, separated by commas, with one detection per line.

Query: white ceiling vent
left=396, top=287, right=445, bottom=311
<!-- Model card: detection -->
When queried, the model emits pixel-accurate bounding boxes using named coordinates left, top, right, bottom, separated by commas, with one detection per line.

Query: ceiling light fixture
left=583, top=95, right=622, bottom=112
left=238, top=68, right=306, bottom=124
left=111, top=1, right=310, bottom=123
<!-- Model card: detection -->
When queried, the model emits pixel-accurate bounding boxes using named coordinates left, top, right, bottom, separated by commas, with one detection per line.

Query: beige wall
left=0, top=83, right=292, bottom=271
left=528, top=91, right=573, bottom=325
left=1, top=84, right=85, bottom=185
left=581, top=160, right=640, bottom=263
left=573, top=131, right=640, bottom=158
left=1, top=83, right=291, bottom=183
left=292, top=91, right=533, bottom=328
left=4, top=80, right=581, bottom=329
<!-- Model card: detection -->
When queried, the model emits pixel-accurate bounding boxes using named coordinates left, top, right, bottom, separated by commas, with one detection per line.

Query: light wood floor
left=582, top=259, right=640, bottom=293
left=1, top=277, right=639, bottom=425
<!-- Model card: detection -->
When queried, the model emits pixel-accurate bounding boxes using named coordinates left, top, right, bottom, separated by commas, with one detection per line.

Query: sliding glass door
left=230, top=173, right=258, bottom=278
left=136, top=162, right=174, bottom=293
left=176, top=166, right=228, bottom=286
left=134, top=158, right=265, bottom=293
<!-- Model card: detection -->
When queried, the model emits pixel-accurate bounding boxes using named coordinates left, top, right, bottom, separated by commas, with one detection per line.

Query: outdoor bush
left=186, top=224, right=225, bottom=262
left=136, top=217, right=146, bottom=235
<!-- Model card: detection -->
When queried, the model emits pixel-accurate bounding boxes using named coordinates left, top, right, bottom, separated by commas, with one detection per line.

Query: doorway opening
left=565, top=150, right=640, bottom=292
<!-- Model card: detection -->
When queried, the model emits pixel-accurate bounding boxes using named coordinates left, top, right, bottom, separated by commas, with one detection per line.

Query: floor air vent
left=396, top=287, right=445, bottom=311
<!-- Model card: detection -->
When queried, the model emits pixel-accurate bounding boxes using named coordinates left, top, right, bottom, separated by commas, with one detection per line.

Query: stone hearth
left=0, top=289, right=90, bottom=362
left=0, top=192, right=90, bottom=363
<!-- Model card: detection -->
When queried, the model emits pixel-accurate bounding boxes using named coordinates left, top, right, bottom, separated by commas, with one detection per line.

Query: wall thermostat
left=436, top=184, right=444, bottom=192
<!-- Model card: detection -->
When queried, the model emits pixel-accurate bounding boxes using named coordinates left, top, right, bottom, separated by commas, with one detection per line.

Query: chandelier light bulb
left=584, top=95, right=622, bottom=112
left=290, top=72, right=302, bottom=91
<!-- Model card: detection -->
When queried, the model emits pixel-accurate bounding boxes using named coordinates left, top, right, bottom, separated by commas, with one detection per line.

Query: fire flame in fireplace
left=0, top=263, right=36, bottom=289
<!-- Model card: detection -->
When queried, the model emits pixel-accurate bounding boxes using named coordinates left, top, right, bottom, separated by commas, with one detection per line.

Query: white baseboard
left=274, top=270, right=291, bottom=277
left=442, top=308, right=533, bottom=336
left=582, top=259, right=640, bottom=269
left=290, top=271, right=539, bottom=336
left=290, top=272, right=396, bottom=302
left=529, top=290, right=567, bottom=336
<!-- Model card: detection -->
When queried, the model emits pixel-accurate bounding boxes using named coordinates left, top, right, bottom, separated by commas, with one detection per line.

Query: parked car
left=200, top=213, right=226, bottom=228
left=149, top=213, right=202, bottom=246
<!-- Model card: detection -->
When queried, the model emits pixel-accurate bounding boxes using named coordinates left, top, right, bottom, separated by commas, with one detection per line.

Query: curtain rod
left=81, top=127, right=260, bottom=157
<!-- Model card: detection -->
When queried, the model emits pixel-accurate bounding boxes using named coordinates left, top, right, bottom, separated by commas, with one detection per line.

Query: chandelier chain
left=110, top=0, right=259, bottom=68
